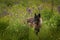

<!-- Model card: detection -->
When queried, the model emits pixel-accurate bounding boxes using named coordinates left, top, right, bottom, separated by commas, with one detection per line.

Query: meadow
left=0, top=0, right=60, bottom=40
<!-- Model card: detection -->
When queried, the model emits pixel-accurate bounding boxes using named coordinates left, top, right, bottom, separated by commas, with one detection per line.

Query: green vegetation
left=0, top=0, right=60, bottom=40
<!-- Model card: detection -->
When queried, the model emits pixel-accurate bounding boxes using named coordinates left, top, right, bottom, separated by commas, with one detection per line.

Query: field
left=0, top=0, right=60, bottom=40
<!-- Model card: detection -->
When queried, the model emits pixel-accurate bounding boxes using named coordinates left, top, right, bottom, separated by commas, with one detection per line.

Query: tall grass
left=0, top=0, right=60, bottom=40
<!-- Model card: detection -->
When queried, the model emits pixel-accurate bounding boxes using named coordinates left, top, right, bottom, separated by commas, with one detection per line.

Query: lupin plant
left=26, top=7, right=32, bottom=14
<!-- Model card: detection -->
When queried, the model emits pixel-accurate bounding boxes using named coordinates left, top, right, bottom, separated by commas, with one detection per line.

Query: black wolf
left=27, top=13, right=42, bottom=35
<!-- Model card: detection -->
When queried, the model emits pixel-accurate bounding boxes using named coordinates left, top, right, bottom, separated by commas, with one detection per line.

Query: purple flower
left=26, top=7, right=32, bottom=14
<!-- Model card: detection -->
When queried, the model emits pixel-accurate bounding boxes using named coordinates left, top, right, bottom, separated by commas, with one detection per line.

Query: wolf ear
left=38, top=13, right=41, bottom=17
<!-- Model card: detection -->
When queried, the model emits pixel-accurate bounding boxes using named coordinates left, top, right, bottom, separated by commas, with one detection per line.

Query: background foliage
left=0, top=0, right=60, bottom=40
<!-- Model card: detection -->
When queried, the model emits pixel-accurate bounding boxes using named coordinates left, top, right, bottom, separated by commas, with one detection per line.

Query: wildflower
left=26, top=7, right=32, bottom=14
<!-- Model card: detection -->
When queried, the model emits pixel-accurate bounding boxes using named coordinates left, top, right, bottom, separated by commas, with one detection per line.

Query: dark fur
left=27, top=13, right=41, bottom=35
left=34, top=13, right=41, bottom=35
